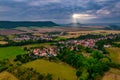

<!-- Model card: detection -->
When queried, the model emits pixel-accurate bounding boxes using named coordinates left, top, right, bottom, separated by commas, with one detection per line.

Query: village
left=58, top=35, right=115, bottom=48
left=30, top=34, right=117, bottom=57
left=11, top=34, right=54, bottom=41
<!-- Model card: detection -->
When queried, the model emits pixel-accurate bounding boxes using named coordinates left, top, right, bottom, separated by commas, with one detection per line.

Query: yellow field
left=0, top=41, right=8, bottom=45
left=106, top=47, right=120, bottom=64
left=102, top=68, right=120, bottom=80
left=59, top=30, right=120, bottom=39
left=68, top=30, right=120, bottom=35
left=0, top=71, right=18, bottom=80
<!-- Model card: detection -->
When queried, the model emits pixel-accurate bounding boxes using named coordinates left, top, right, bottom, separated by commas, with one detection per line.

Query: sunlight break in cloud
left=72, top=14, right=97, bottom=19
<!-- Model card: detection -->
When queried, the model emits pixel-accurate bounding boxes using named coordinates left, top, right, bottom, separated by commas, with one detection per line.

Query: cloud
left=12, top=0, right=28, bottom=2
left=0, top=6, right=11, bottom=12
left=28, top=0, right=61, bottom=6
left=0, top=0, right=120, bottom=23
left=96, top=9, right=110, bottom=15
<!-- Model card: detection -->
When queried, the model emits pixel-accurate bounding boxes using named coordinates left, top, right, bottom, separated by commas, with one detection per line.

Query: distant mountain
left=62, top=23, right=120, bottom=27
left=63, top=23, right=82, bottom=27
left=105, top=25, right=120, bottom=30
left=0, top=21, right=59, bottom=28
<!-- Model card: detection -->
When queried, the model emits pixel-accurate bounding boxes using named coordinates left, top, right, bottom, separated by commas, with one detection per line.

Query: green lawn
left=23, top=59, right=76, bottom=80
left=106, top=47, right=120, bottom=64
left=0, top=46, right=26, bottom=60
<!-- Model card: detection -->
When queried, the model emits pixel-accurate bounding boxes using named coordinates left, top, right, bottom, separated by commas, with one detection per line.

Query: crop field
left=0, top=41, right=8, bottom=45
left=59, top=30, right=120, bottom=39
left=0, top=29, right=25, bottom=35
left=21, top=43, right=54, bottom=49
left=0, top=46, right=26, bottom=60
left=0, top=36, right=5, bottom=40
left=106, top=47, right=120, bottom=64
left=15, top=27, right=105, bottom=34
left=0, top=71, right=18, bottom=80
left=102, top=68, right=120, bottom=80
left=23, top=59, right=76, bottom=80
left=59, top=34, right=80, bottom=38
left=68, top=30, right=120, bottom=35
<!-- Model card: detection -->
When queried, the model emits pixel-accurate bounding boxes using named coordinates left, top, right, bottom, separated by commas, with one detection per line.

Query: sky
left=0, top=0, right=120, bottom=24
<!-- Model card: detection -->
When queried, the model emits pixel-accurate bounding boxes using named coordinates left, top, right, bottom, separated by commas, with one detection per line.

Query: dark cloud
left=0, top=0, right=119, bottom=23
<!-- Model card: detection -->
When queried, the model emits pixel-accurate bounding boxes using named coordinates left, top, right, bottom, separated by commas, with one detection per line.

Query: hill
left=63, top=23, right=82, bottom=27
left=0, top=21, right=59, bottom=28
left=105, top=25, right=120, bottom=30
left=0, top=71, right=18, bottom=80
left=23, top=59, right=76, bottom=80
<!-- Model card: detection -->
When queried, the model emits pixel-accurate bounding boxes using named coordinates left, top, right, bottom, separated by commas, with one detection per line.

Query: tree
left=45, top=74, right=53, bottom=80
left=76, top=70, right=82, bottom=80
left=91, top=50, right=104, bottom=60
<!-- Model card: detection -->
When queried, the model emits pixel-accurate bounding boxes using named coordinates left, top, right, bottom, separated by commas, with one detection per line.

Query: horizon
left=0, top=20, right=120, bottom=24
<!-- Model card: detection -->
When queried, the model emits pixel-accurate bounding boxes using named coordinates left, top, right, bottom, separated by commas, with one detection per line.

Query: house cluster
left=32, top=47, right=57, bottom=57
left=12, top=34, right=54, bottom=41
left=40, top=35, right=53, bottom=41
left=58, top=35, right=115, bottom=48
left=72, top=39, right=96, bottom=48
left=59, top=39, right=96, bottom=48
left=13, top=34, right=30, bottom=41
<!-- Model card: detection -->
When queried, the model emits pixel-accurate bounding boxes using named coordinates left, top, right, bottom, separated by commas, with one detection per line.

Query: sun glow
left=72, top=13, right=97, bottom=24
left=72, top=14, right=79, bottom=18
left=72, top=13, right=97, bottom=19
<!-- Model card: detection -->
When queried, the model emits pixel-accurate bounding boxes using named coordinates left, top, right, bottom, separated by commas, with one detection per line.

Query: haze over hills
left=0, top=21, right=120, bottom=30
left=0, top=21, right=59, bottom=28
left=63, top=22, right=120, bottom=26
left=63, top=23, right=82, bottom=27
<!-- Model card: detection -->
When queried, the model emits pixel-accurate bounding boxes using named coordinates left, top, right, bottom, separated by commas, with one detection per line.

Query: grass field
left=106, top=47, right=120, bottom=64
left=102, top=68, right=120, bottom=80
left=0, top=46, right=26, bottom=60
left=23, top=59, right=76, bottom=80
left=0, top=36, right=5, bottom=41
left=0, top=43, right=54, bottom=60
left=59, top=34, right=80, bottom=39
left=21, top=43, right=54, bottom=49
left=0, top=71, right=18, bottom=80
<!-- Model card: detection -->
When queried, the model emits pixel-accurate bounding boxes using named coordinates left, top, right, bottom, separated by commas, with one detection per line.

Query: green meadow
left=0, top=46, right=26, bottom=60
left=23, top=59, right=76, bottom=80
left=106, top=47, right=120, bottom=64
left=21, top=43, right=53, bottom=49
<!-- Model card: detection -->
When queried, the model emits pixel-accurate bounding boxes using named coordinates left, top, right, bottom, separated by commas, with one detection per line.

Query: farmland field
left=0, top=29, right=25, bottom=35
left=0, top=41, right=8, bottom=45
left=0, top=36, right=5, bottom=40
left=23, top=59, right=76, bottom=80
left=21, top=43, right=54, bottom=49
left=106, top=47, right=120, bottom=64
left=0, top=71, right=18, bottom=80
left=102, top=68, right=120, bottom=80
left=0, top=46, right=26, bottom=60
